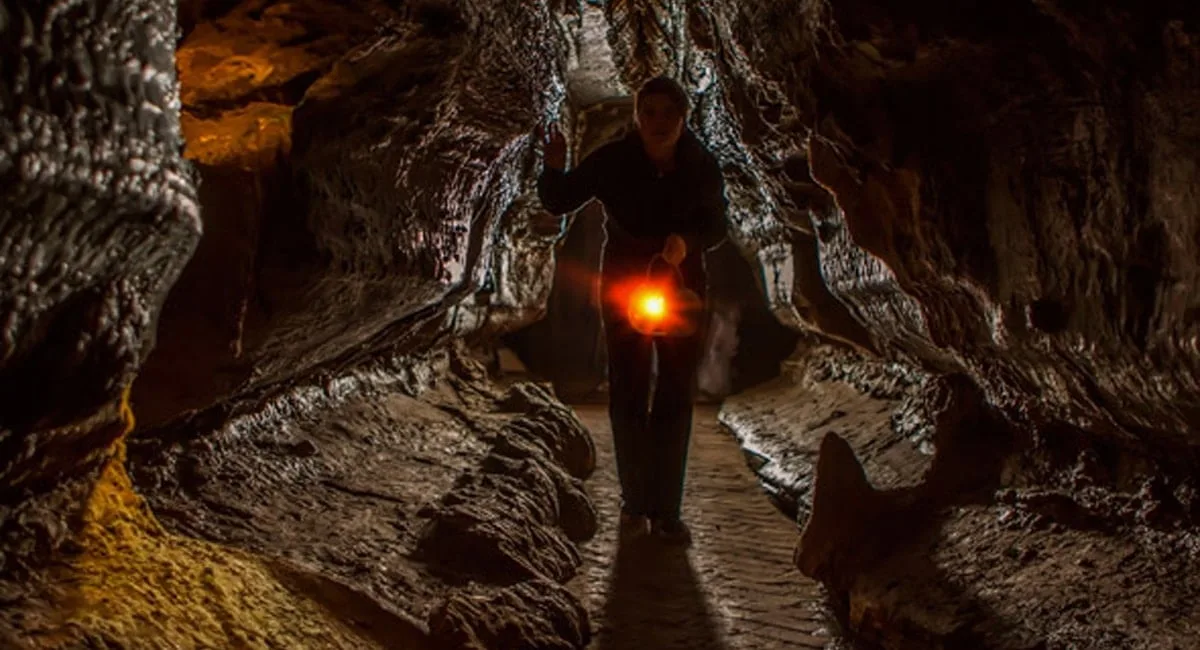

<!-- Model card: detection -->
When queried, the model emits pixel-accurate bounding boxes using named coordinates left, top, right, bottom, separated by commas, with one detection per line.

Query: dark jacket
left=537, top=128, right=728, bottom=295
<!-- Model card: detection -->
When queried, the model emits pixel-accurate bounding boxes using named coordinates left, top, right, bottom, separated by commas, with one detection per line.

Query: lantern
left=626, top=258, right=703, bottom=337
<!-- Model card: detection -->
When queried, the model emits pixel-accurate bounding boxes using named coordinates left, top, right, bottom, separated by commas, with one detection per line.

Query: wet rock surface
left=0, top=0, right=200, bottom=563
left=129, top=347, right=596, bottom=642
left=852, top=502, right=1200, bottom=650
left=720, top=343, right=932, bottom=522
left=724, top=344, right=1200, bottom=649
left=4, top=0, right=1200, bottom=647
left=677, top=0, right=1200, bottom=451
left=600, top=2, right=1200, bottom=646
left=429, top=579, right=591, bottom=650
left=1, top=1, right=604, bottom=647
left=133, top=0, right=570, bottom=430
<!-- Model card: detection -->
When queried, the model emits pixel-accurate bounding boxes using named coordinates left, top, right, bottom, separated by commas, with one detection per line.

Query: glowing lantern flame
left=622, top=273, right=699, bottom=337
left=639, top=293, right=666, bottom=319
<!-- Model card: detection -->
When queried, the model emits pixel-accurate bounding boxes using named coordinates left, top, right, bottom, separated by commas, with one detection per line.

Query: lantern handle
left=645, top=253, right=686, bottom=284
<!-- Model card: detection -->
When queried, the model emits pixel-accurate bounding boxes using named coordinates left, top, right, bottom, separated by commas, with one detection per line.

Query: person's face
left=636, top=94, right=685, bottom=150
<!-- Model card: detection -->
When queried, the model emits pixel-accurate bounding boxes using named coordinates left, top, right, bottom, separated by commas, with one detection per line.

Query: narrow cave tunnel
left=2, top=1, right=1200, bottom=649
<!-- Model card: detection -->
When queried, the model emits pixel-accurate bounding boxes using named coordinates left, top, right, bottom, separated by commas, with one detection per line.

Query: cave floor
left=568, top=405, right=830, bottom=649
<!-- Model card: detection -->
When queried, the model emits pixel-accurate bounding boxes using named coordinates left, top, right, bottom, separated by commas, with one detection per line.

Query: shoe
left=619, top=510, right=651, bottom=538
left=652, top=518, right=692, bottom=546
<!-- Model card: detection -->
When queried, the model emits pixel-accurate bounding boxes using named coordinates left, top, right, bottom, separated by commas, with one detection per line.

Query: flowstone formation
left=2, top=0, right=602, bottom=647
left=592, top=0, right=1200, bottom=646
left=4, top=0, right=1200, bottom=648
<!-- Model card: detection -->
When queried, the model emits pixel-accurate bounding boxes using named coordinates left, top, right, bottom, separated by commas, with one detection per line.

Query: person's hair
left=636, top=76, right=689, bottom=116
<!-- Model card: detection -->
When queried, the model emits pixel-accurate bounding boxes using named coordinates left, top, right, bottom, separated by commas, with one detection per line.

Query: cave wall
left=502, top=98, right=625, bottom=400
left=132, top=0, right=578, bottom=430
left=658, top=4, right=1200, bottom=643
left=5, top=0, right=1200, bottom=645
left=0, top=0, right=201, bottom=570
left=0, top=0, right=591, bottom=588
left=599, top=0, right=1200, bottom=464
left=775, top=0, right=1200, bottom=459
left=0, top=0, right=600, bottom=644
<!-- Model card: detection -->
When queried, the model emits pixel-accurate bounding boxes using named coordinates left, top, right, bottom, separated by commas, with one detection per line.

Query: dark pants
left=603, top=296, right=706, bottom=522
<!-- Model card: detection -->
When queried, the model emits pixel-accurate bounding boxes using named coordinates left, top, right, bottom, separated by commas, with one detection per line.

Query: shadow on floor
left=594, top=525, right=728, bottom=650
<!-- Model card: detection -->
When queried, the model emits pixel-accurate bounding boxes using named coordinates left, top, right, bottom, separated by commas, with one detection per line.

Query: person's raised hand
left=537, top=122, right=567, bottom=171
left=663, top=233, right=687, bottom=266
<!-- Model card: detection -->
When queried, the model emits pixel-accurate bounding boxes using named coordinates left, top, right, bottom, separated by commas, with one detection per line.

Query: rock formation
left=2, top=0, right=593, bottom=646
left=608, top=0, right=1200, bottom=646
left=1, top=0, right=201, bottom=592
left=2, top=0, right=1199, bottom=648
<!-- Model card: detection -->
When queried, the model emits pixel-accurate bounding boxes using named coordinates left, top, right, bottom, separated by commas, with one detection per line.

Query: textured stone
left=0, top=0, right=200, bottom=586
left=0, top=0, right=200, bottom=491
left=6, top=0, right=1200, bottom=648
left=729, top=342, right=1198, bottom=649
left=596, top=0, right=1200, bottom=457
left=720, top=343, right=931, bottom=525
left=762, top=2, right=1198, bottom=450
left=254, top=0, right=566, bottom=384
left=496, top=381, right=597, bottom=480
left=794, top=432, right=895, bottom=586
left=176, top=2, right=377, bottom=108
left=133, top=0, right=571, bottom=430
left=428, top=579, right=590, bottom=650
left=415, top=446, right=588, bottom=585
left=504, top=412, right=597, bottom=482
left=417, top=493, right=581, bottom=582
left=124, top=351, right=595, bottom=648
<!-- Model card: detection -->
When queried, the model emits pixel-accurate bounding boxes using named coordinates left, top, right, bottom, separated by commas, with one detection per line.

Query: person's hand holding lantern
left=626, top=234, right=701, bottom=337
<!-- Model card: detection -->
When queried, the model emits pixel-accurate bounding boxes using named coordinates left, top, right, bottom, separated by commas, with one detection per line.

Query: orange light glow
left=639, top=292, right=667, bottom=319
left=627, top=283, right=675, bottom=335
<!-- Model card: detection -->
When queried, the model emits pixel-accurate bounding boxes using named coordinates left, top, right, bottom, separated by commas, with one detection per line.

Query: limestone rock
left=0, top=0, right=200, bottom=494
left=428, top=579, right=591, bottom=650
left=133, top=0, right=570, bottom=430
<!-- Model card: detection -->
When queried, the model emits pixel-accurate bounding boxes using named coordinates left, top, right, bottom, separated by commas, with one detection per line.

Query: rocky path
left=570, top=405, right=830, bottom=649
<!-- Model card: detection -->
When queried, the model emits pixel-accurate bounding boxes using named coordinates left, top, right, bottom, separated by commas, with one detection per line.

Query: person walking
left=536, top=76, right=728, bottom=544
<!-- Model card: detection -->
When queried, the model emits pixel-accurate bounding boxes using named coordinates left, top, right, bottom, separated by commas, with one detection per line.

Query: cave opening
left=2, top=0, right=1199, bottom=649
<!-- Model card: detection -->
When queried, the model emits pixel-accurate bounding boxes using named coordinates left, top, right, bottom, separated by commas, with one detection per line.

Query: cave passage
left=570, top=405, right=826, bottom=649
left=2, top=0, right=1199, bottom=649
